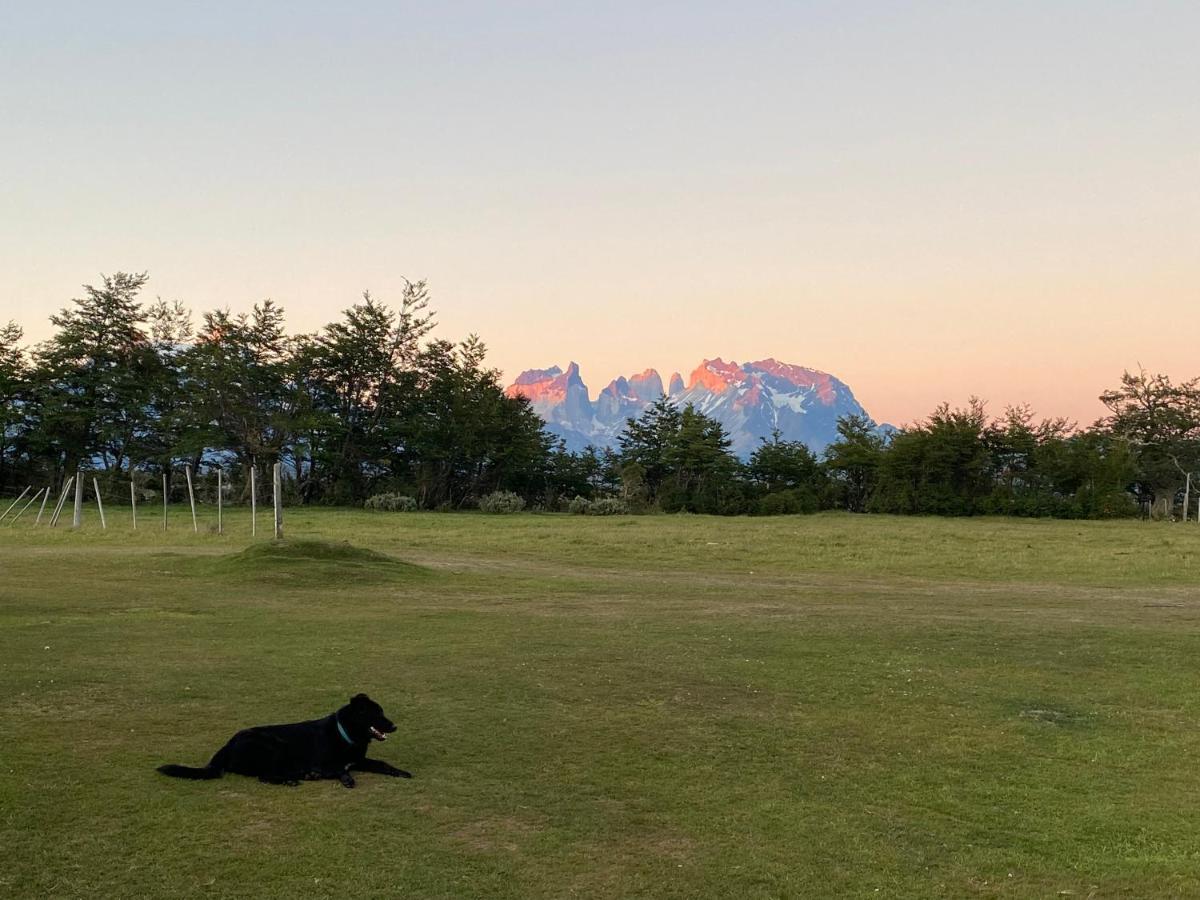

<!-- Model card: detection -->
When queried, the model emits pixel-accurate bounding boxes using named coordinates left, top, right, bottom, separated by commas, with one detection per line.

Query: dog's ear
left=350, top=693, right=370, bottom=707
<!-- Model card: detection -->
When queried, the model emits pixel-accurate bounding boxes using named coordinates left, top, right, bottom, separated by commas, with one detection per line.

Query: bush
left=587, top=497, right=629, bottom=516
left=479, top=490, right=526, bottom=514
left=364, top=492, right=418, bottom=512
left=568, top=495, right=630, bottom=515
left=755, top=488, right=819, bottom=516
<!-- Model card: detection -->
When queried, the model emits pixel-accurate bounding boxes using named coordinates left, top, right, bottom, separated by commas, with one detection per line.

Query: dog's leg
left=352, top=758, right=412, bottom=778
left=338, top=765, right=356, bottom=789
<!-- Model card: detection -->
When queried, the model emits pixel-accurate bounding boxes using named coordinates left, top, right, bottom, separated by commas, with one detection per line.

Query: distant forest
left=2, top=273, right=1198, bottom=520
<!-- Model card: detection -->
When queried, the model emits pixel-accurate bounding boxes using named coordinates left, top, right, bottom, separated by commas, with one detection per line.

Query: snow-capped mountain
left=505, top=358, right=874, bottom=457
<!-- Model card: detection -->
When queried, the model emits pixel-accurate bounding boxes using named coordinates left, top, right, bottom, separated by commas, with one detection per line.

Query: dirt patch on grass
left=450, top=815, right=544, bottom=853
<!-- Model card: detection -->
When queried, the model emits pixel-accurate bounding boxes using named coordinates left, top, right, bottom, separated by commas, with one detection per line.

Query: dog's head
left=340, top=693, right=398, bottom=742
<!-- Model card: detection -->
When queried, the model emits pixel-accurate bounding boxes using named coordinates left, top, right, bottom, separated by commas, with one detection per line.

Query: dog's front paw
left=393, top=769, right=413, bottom=778
left=340, top=774, right=356, bottom=789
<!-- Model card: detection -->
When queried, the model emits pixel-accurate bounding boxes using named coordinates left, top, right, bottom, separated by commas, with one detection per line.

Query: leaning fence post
left=93, top=477, right=107, bottom=530
left=0, top=486, right=31, bottom=524
left=163, top=473, right=168, bottom=530
left=72, top=473, right=83, bottom=529
left=50, top=476, right=74, bottom=527
left=131, top=479, right=137, bottom=530
left=184, top=464, right=198, bottom=533
left=250, top=465, right=257, bottom=537
left=217, top=468, right=223, bottom=535
left=8, top=487, right=44, bottom=526
left=35, top=485, right=52, bottom=525
left=273, top=461, right=282, bottom=539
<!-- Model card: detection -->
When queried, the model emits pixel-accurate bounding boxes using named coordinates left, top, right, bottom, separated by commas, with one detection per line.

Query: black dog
left=157, top=693, right=411, bottom=787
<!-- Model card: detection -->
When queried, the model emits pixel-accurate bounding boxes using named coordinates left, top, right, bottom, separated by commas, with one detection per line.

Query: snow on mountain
left=505, top=358, right=875, bottom=457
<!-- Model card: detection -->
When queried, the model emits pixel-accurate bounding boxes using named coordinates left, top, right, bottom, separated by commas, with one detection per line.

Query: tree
left=617, top=396, right=683, bottom=498
left=1099, top=368, right=1200, bottom=519
left=175, top=300, right=302, bottom=488
left=873, top=399, right=993, bottom=515
left=824, top=415, right=885, bottom=512
left=615, top=399, right=740, bottom=512
left=749, top=430, right=822, bottom=491
left=26, top=272, right=164, bottom=482
left=0, top=322, right=27, bottom=488
left=305, top=285, right=434, bottom=501
left=747, top=430, right=824, bottom=514
left=403, top=336, right=552, bottom=508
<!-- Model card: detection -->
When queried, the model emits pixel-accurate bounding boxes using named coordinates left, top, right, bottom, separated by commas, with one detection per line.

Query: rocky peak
left=687, top=358, right=747, bottom=394
left=748, top=358, right=837, bottom=404
left=505, top=356, right=874, bottom=456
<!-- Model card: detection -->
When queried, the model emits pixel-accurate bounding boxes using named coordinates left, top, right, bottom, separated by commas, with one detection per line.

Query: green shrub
left=364, top=492, right=418, bottom=512
left=755, top=488, right=819, bottom=516
left=479, top=490, right=526, bottom=514
left=586, top=498, right=629, bottom=516
left=567, top=495, right=590, bottom=515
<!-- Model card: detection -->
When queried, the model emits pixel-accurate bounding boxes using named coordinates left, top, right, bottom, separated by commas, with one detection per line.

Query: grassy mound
left=208, top=538, right=427, bottom=584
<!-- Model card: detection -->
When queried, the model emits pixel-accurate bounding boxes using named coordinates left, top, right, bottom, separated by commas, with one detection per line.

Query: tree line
left=2, top=273, right=1197, bottom=519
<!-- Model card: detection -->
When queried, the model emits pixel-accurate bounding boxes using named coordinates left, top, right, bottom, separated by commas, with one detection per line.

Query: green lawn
left=3, top=509, right=1200, bottom=898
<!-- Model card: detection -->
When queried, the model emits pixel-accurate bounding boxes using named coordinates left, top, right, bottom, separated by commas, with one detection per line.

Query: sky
left=1, top=1, right=1196, bottom=427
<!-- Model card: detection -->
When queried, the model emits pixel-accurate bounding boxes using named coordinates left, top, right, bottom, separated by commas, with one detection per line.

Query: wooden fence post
left=35, top=485, right=52, bottom=525
left=72, top=473, right=83, bottom=528
left=273, top=462, right=282, bottom=539
left=50, top=477, right=74, bottom=527
left=0, top=486, right=31, bottom=524
left=184, top=465, right=198, bottom=533
left=8, top=488, right=43, bottom=526
left=93, top=477, right=107, bottom=530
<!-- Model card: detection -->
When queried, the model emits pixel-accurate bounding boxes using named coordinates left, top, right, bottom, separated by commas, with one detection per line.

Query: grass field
left=4, top=509, right=1200, bottom=898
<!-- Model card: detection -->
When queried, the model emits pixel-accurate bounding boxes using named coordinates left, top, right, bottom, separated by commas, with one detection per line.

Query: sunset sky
left=2, top=2, right=1196, bottom=427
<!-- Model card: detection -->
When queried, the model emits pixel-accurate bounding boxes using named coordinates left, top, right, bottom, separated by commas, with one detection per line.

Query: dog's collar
left=334, top=715, right=357, bottom=746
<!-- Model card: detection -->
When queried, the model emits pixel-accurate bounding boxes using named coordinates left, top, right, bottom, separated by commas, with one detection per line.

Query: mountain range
left=505, top=358, right=875, bottom=457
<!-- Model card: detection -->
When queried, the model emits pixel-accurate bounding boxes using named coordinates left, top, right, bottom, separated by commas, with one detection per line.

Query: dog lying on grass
left=157, top=693, right=412, bottom=787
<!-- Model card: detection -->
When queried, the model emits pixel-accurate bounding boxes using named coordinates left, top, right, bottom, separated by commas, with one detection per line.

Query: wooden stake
left=1184, top=473, right=1191, bottom=524
left=72, top=473, right=83, bottom=528
left=217, top=469, right=223, bottom=535
left=35, top=485, right=52, bottom=525
left=50, top=476, right=74, bottom=527
left=163, top=473, right=168, bottom=531
left=185, top=464, right=198, bottom=533
left=8, top=488, right=44, bottom=525
left=0, top=486, right=31, bottom=523
left=131, top=479, right=137, bottom=530
left=273, top=461, right=282, bottom=539
left=93, top=477, right=107, bottom=530
left=250, top=465, right=257, bottom=537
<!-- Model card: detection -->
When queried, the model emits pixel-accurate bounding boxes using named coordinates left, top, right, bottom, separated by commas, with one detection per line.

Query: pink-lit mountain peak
left=687, top=358, right=750, bottom=394
left=629, top=368, right=661, bottom=386
left=512, top=365, right=563, bottom=386
left=504, top=358, right=871, bottom=457
left=749, top=358, right=838, bottom=404
left=504, top=361, right=585, bottom=405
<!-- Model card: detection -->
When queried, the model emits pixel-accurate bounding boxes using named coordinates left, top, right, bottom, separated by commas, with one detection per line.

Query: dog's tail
left=157, top=745, right=229, bottom=780
left=157, top=763, right=222, bottom=780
